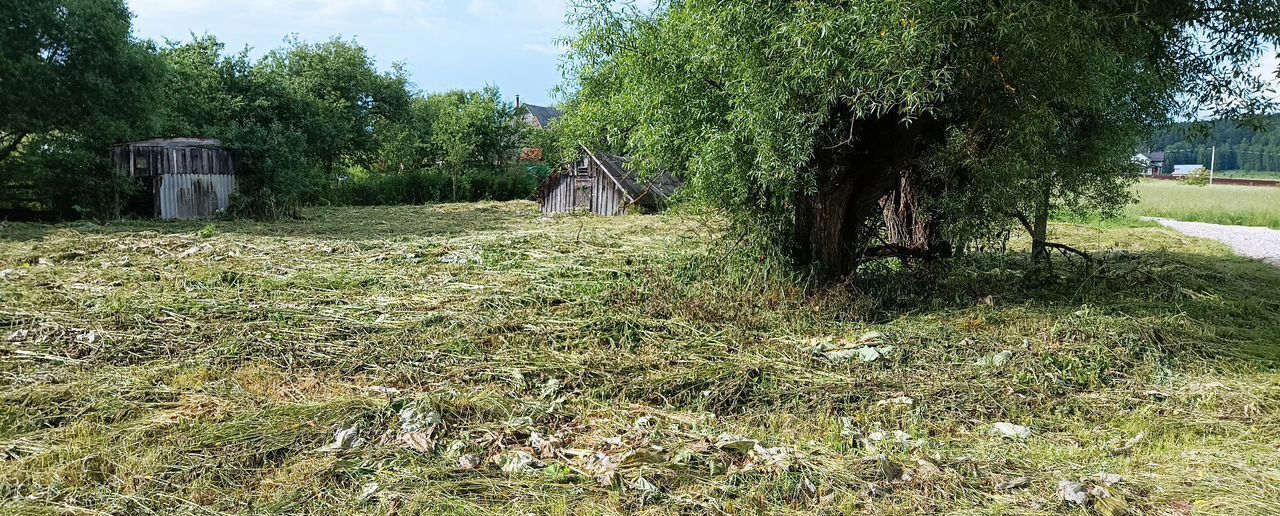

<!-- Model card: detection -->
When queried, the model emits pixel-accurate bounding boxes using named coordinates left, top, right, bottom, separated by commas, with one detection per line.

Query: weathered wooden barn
left=536, top=147, right=680, bottom=216
left=111, top=138, right=237, bottom=220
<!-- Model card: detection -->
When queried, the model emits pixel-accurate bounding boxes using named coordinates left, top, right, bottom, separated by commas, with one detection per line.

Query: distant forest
left=1147, top=116, right=1280, bottom=172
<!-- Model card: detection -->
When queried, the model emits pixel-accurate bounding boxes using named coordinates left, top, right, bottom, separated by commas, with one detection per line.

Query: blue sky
left=128, top=1, right=1277, bottom=111
left=127, top=0, right=572, bottom=106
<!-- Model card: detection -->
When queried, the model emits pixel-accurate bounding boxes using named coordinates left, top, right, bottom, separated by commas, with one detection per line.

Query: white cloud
left=523, top=43, right=566, bottom=56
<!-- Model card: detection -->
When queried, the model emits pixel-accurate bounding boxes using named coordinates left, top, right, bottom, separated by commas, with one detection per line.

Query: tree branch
left=1043, top=241, right=1092, bottom=262
left=0, top=132, right=29, bottom=163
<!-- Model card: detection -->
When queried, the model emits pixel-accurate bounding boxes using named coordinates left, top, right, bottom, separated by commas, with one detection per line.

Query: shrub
left=329, top=165, right=539, bottom=206
left=1182, top=168, right=1211, bottom=186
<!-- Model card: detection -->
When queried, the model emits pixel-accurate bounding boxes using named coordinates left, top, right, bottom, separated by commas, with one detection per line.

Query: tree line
left=1, top=0, right=555, bottom=220
left=1148, top=115, right=1280, bottom=172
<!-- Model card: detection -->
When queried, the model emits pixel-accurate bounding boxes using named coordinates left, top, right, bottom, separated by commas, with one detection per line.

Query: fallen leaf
left=327, top=427, right=361, bottom=451
left=914, top=459, right=943, bottom=480
left=991, top=422, right=1032, bottom=439
left=358, top=482, right=381, bottom=503
left=977, top=350, right=1014, bottom=367
left=458, top=454, right=482, bottom=470
left=494, top=450, right=542, bottom=473
left=876, top=396, right=915, bottom=406
left=400, top=433, right=436, bottom=453
left=1094, top=472, right=1122, bottom=486
left=1110, top=432, right=1146, bottom=456
left=714, top=434, right=760, bottom=454
left=1058, top=480, right=1089, bottom=505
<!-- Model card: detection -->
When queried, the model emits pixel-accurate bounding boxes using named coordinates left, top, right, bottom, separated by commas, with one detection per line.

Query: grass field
left=1130, top=180, right=1280, bottom=228
left=3, top=202, right=1280, bottom=514
left=1215, top=170, right=1280, bottom=181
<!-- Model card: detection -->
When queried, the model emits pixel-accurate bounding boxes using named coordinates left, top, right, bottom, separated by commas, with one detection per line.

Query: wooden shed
left=536, top=147, right=681, bottom=216
left=111, top=138, right=237, bottom=220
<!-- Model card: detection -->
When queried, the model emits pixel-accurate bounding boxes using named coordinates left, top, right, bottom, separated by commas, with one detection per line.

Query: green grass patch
left=1129, top=180, right=1280, bottom=228
left=2, top=201, right=1279, bottom=514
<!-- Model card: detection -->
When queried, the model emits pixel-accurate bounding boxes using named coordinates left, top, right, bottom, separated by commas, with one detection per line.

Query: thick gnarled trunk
left=881, top=168, right=950, bottom=256
left=791, top=113, right=941, bottom=278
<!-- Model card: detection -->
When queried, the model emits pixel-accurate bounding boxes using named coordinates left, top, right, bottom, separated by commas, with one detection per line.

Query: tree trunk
left=0, top=132, right=28, bottom=163
left=1030, top=181, right=1051, bottom=265
left=881, top=167, right=951, bottom=257
left=792, top=112, right=939, bottom=278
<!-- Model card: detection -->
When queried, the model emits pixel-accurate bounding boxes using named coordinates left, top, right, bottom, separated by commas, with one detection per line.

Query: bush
left=330, top=165, right=539, bottom=206
left=1182, top=168, right=1212, bottom=186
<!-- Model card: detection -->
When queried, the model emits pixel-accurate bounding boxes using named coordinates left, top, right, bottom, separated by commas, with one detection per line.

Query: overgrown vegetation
left=2, top=203, right=1279, bottom=514
left=1, top=2, right=559, bottom=220
left=560, top=0, right=1279, bottom=278
left=1130, top=181, right=1280, bottom=229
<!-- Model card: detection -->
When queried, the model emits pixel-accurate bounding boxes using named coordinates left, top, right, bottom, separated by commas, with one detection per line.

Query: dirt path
left=1150, top=218, right=1280, bottom=267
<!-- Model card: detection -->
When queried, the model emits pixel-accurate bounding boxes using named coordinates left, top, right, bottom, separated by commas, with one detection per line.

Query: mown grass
left=1130, top=180, right=1280, bottom=228
left=2, top=202, right=1279, bottom=515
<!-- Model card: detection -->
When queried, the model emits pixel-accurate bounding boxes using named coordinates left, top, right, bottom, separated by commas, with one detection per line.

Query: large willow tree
left=559, top=0, right=1280, bottom=277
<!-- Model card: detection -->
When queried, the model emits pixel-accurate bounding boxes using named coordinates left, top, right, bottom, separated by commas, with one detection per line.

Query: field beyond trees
left=1130, top=181, right=1280, bottom=229
left=3, top=203, right=1279, bottom=514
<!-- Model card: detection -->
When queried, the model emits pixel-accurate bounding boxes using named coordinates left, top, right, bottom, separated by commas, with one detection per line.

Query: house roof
left=535, top=147, right=683, bottom=211
left=522, top=104, right=562, bottom=128
left=1171, top=164, right=1205, bottom=176
left=1143, top=151, right=1166, bottom=162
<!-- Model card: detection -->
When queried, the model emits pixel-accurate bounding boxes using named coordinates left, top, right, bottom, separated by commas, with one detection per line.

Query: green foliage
left=561, top=0, right=1280, bottom=276
left=3, top=7, right=539, bottom=220
left=0, top=0, right=161, bottom=218
left=1182, top=168, right=1212, bottom=186
left=331, top=165, right=538, bottom=206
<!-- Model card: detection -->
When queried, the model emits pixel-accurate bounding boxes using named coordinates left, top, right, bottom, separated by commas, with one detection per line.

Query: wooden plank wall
left=111, top=145, right=236, bottom=178
left=539, top=158, right=630, bottom=216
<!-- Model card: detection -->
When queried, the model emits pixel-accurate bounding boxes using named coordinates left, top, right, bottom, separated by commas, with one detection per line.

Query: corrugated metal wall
left=156, top=174, right=236, bottom=220
left=111, top=141, right=237, bottom=219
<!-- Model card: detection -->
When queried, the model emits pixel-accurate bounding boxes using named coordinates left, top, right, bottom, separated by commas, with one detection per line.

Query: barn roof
left=522, top=104, right=563, bottom=128
left=585, top=150, right=681, bottom=209
left=116, top=137, right=224, bottom=149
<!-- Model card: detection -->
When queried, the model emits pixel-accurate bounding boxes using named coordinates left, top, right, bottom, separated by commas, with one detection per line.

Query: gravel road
left=1150, top=218, right=1280, bottom=267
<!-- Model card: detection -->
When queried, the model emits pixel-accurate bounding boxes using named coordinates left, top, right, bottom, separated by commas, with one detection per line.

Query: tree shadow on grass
left=844, top=248, right=1280, bottom=361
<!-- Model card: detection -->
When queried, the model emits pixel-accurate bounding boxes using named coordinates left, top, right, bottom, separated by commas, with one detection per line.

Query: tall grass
left=1129, top=180, right=1280, bottom=228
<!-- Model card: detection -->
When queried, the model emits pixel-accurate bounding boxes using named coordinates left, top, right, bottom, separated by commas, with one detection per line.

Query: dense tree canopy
left=1, top=2, right=553, bottom=219
left=0, top=0, right=161, bottom=217
left=560, top=0, right=1280, bottom=276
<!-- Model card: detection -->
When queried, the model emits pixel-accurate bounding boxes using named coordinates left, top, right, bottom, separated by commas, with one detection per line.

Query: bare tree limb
left=1043, top=241, right=1092, bottom=262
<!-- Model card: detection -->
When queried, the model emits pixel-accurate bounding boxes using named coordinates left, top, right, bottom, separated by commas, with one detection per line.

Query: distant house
left=516, top=96, right=562, bottom=161
left=536, top=147, right=681, bottom=216
left=1171, top=164, right=1206, bottom=177
left=1135, top=150, right=1166, bottom=175
left=516, top=96, right=562, bottom=129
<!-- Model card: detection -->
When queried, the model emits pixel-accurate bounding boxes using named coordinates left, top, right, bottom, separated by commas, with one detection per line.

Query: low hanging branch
left=1012, top=211, right=1093, bottom=263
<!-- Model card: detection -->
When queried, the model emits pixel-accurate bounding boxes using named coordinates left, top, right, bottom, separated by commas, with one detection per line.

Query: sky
left=127, top=0, right=573, bottom=106
left=127, top=1, right=1278, bottom=111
